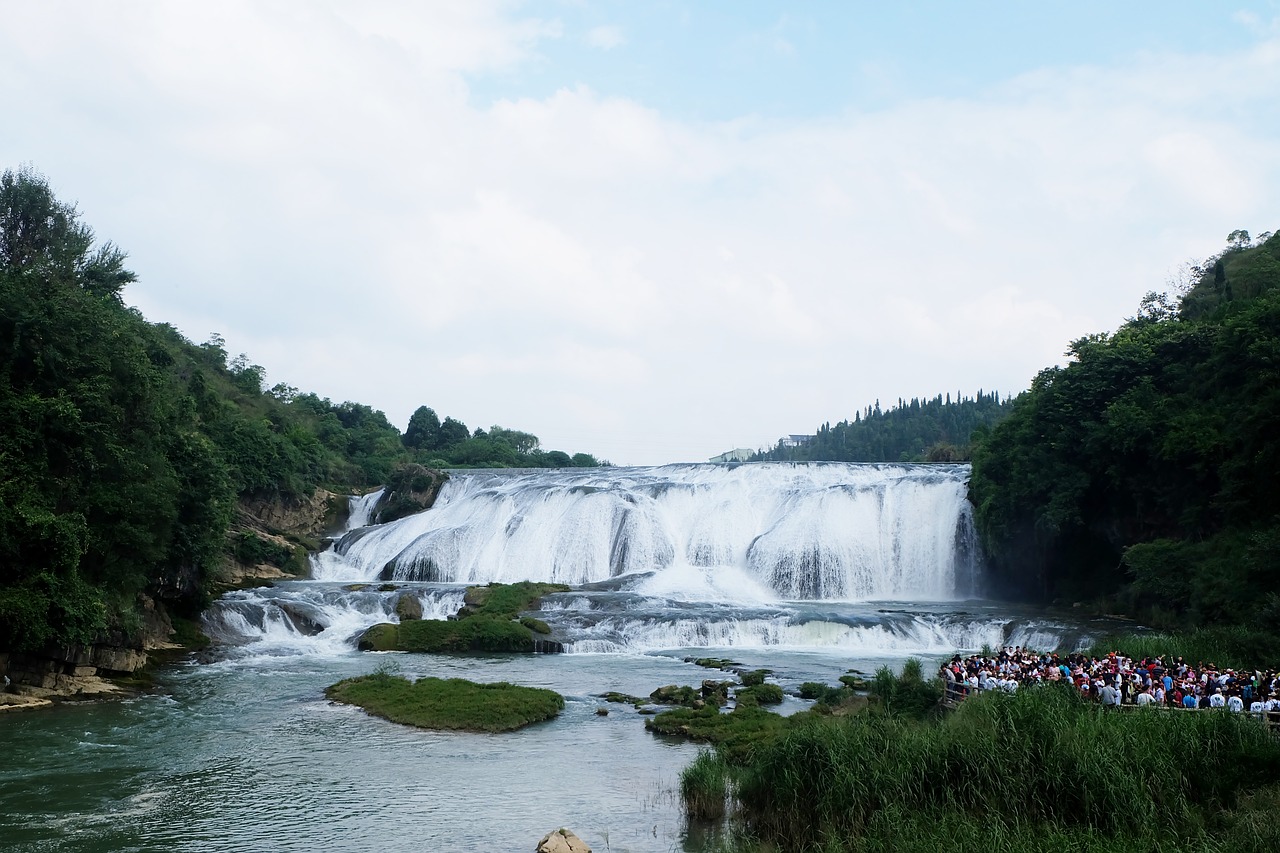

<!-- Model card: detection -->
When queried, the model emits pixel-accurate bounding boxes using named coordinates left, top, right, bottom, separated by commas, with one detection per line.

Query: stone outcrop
left=218, top=488, right=344, bottom=587
left=239, top=488, right=343, bottom=540
left=394, top=592, right=423, bottom=621
left=0, top=594, right=177, bottom=704
left=536, top=829, right=592, bottom=853
left=373, top=464, right=447, bottom=525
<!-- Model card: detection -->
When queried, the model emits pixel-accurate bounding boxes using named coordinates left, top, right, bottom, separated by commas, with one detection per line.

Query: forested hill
left=0, top=167, right=603, bottom=653
left=753, top=391, right=1011, bottom=463
left=969, top=229, right=1280, bottom=630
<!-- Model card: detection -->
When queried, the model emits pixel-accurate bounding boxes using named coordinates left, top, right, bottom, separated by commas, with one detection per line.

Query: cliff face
left=219, top=489, right=346, bottom=586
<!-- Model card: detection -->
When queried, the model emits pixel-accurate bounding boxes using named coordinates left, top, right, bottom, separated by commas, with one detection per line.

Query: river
left=0, top=464, right=1114, bottom=852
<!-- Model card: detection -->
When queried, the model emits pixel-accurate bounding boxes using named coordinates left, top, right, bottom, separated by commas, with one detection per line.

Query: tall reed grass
left=681, top=749, right=731, bottom=820
left=733, top=684, right=1280, bottom=849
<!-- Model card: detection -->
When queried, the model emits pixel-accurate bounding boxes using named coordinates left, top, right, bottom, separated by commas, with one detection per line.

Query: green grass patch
left=394, top=616, right=537, bottom=652
left=735, top=683, right=784, bottom=706
left=680, top=750, right=730, bottom=821
left=461, top=581, right=569, bottom=617
left=325, top=672, right=563, bottom=732
left=647, top=705, right=794, bottom=765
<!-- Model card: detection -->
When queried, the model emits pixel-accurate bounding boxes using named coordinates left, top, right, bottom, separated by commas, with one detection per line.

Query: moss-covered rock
left=357, top=623, right=400, bottom=651
left=650, top=684, right=701, bottom=706
left=356, top=581, right=568, bottom=654
left=520, top=616, right=551, bottom=635
left=373, top=464, right=448, bottom=525
left=736, top=683, right=784, bottom=706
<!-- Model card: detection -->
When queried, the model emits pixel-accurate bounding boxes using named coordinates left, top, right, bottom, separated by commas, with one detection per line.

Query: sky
left=2, top=1, right=1278, bottom=466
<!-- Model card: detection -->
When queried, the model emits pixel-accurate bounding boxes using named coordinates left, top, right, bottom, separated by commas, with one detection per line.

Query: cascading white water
left=201, top=585, right=467, bottom=658
left=347, top=488, right=384, bottom=529
left=327, top=463, right=982, bottom=601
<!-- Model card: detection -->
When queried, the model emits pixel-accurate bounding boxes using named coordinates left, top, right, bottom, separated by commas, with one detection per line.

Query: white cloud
left=2, top=3, right=1278, bottom=464
left=585, top=24, right=625, bottom=50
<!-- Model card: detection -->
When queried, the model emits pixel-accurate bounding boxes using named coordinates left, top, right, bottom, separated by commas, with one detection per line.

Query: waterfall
left=324, top=463, right=983, bottom=602
left=347, top=488, right=385, bottom=529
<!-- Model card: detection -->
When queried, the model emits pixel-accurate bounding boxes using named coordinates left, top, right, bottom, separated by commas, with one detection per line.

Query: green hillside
left=970, top=229, right=1280, bottom=628
left=0, top=167, right=602, bottom=653
left=754, top=390, right=1011, bottom=463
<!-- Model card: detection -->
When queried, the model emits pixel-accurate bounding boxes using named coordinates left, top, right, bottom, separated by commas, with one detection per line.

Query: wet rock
left=536, top=828, right=591, bottom=853
left=278, top=603, right=325, bottom=636
left=394, top=593, right=423, bottom=622
left=357, top=623, right=400, bottom=651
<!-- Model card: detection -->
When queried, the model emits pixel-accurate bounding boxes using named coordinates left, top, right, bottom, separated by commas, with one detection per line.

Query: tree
left=0, top=165, right=135, bottom=300
left=437, top=416, right=470, bottom=449
left=487, top=426, right=540, bottom=454
left=403, top=406, right=442, bottom=451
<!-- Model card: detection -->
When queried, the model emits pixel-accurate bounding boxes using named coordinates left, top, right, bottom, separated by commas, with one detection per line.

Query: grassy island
left=325, top=672, right=564, bottom=732
left=357, top=581, right=569, bottom=653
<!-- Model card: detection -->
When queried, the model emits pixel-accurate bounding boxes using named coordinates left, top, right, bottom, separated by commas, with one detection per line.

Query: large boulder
left=536, top=829, right=591, bottom=853
left=374, top=464, right=447, bottom=525
left=357, top=623, right=400, bottom=651
left=394, top=593, right=423, bottom=621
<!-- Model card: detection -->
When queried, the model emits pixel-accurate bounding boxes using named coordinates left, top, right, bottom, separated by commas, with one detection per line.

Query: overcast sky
left=3, top=2, right=1278, bottom=465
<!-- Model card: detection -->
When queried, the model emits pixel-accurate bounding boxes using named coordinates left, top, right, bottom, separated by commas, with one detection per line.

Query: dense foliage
left=969, top=230, right=1280, bottom=627
left=0, top=167, right=602, bottom=653
left=753, top=390, right=1010, bottom=463
left=402, top=405, right=606, bottom=469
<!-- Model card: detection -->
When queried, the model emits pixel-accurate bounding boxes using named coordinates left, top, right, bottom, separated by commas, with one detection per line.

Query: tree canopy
left=969, top=230, right=1280, bottom=629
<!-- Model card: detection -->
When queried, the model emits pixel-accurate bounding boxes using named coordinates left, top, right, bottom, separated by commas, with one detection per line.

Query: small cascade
left=539, top=600, right=1088, bottom=655
left=201, top=584, right=466, bottom=658
left=347, top=488, right=385, bottom=529
left=324, top=463, right=984, bottom=601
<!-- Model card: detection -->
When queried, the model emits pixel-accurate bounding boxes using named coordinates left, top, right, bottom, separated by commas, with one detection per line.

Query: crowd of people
left=939, top=646, right=1280, bottom=722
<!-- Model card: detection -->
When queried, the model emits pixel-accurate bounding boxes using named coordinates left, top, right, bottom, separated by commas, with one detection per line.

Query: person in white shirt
left=1209, top=689, right=1226, bottom=709
left=1226, top=693, right=1244, bottom=713
left=1136, top=689, right=1155, bottom=707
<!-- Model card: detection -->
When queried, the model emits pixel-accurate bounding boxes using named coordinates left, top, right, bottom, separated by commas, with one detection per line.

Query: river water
left=0, top=465, right=1117, bottom=852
